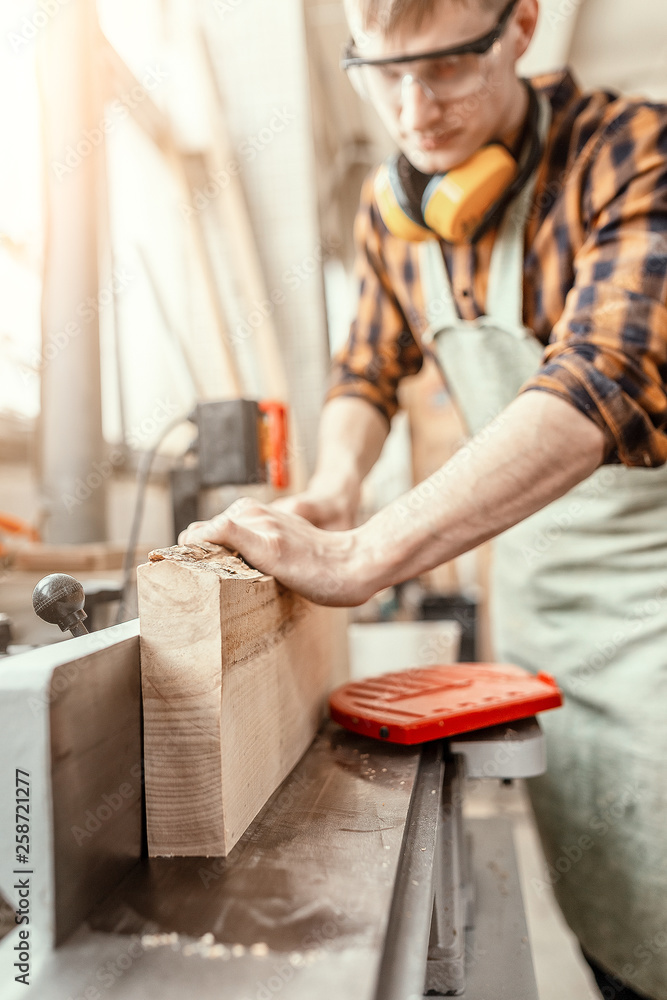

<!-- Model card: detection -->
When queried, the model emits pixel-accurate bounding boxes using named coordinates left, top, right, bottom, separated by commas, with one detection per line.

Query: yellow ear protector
left=374, top=83, right=543, bottom=244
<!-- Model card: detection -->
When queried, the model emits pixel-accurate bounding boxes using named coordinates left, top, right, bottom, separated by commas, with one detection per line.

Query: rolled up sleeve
left=521, top=106, right=667, bottom=467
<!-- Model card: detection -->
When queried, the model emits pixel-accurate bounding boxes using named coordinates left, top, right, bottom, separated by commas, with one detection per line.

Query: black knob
left=32, top=574, right=89, bottom=637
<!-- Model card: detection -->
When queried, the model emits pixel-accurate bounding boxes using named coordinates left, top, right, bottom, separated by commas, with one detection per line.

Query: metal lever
left=32, top=573, right=89, bottom=637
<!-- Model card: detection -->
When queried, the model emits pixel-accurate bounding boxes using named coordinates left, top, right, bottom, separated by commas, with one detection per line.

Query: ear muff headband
left=375, top=161, right=434, bottom=242
left=422, top=145, right=517, bottom=243
left=373, top=81, right=543, bottom=244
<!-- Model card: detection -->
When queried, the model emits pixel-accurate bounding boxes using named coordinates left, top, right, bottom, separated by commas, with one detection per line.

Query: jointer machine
left=0, top=571, right=561, bottom=1000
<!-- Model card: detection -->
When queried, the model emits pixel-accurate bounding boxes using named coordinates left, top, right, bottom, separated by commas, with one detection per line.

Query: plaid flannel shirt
left=327, top=70, right=667, bottom=467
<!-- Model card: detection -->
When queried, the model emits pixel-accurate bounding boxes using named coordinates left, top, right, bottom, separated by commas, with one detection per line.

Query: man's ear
left=510, top=0, right=539, bottom=61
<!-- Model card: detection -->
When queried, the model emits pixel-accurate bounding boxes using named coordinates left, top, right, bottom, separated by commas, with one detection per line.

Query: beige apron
left=419, top=99, right=667, bottom=999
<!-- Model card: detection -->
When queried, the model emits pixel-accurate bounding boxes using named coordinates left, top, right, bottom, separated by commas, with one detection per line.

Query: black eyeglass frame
left=340, top=0, right=520, bottom=70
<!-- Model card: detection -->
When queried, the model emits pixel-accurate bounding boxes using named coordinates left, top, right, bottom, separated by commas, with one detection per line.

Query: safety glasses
left=341, top=0, right=519, bottom=103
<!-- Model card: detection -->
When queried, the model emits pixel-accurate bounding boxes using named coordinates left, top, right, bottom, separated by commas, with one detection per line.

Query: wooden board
left=49, top=625, right=142, bottom=944
left=137, top=542, right=348, bottom=857
left=0, top=621, right=142, bottom=959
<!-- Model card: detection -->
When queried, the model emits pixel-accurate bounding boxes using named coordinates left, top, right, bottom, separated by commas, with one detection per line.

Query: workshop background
left=1, top=0, right=666, bottom=996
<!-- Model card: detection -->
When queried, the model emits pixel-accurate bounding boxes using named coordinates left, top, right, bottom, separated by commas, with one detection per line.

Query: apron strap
left=420, top=242, right=458, bottom=342
left=420, top=92, right=553, bottom=341
left=486, top=93, right=552, bottom=330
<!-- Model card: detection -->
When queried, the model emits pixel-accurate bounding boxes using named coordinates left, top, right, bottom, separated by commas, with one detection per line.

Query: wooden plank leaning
left=0, top=619, right=142, bottom=973
left=137, top=542, right=348, bottom=858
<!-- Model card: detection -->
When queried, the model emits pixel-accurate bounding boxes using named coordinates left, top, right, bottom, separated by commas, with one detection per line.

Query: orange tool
left=329, top=663, right=562, bottom=745
left=259, top=399, right=289, bottom=490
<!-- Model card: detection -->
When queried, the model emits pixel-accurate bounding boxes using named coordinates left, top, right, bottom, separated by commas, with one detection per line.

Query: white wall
left=521, top=0, right=667, bottom=100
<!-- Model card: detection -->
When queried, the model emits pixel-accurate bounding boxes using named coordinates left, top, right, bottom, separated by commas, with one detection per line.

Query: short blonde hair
left=351, top=0, right=508, bottom=36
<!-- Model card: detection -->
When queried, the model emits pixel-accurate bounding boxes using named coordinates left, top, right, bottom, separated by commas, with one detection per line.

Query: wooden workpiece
left=0, top=621, right=142, bottom=951
left=137, top=542, right=348, bottom=857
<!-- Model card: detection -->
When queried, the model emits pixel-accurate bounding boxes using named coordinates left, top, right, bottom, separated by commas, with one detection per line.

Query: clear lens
left=355, top=44, right=499, bottom=105
left=423, top=53, right=486, bottom=92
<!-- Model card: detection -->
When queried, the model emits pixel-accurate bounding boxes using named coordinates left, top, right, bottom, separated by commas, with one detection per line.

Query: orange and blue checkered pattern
left=327, top=70, right=667, bottom=468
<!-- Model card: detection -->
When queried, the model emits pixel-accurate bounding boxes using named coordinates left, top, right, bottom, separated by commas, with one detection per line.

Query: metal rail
left=374, top=741, right=445, bottom=1000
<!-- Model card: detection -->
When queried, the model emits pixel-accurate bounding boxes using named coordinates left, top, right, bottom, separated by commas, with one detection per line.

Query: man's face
left=346, top=0, right=536, bottom=175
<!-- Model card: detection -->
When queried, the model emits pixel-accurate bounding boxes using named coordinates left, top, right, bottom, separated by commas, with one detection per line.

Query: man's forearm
left=310, top=396, right=390, bottom=493
left=179, top=390, right=609, bottom=609
left=358, top=390, right=608, bottom=593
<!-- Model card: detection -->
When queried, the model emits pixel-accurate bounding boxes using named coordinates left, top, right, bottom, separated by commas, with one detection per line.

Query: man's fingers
left=178, top=520, right=208, bottom=544
left=177, top=500, right=281, bottom=575
left=178, top=498, right=263, bottom=545
left=173, top=497, right=363, bottom=606
left=179, top=513, right=231, bottom=546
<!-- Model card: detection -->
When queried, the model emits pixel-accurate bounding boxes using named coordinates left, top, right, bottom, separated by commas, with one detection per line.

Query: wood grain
left=49, top=625, right=142, bottom=943
left=0, top=621, right=142, bottom=951
left=137, top=543, right=348, bottom=857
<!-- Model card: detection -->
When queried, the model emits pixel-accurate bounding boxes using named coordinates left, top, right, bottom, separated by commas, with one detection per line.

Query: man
left=181, top=1, right=667, bottom=996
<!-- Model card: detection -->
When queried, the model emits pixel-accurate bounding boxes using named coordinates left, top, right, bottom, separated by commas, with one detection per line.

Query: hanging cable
left=115, top=412, right=191, bottom=624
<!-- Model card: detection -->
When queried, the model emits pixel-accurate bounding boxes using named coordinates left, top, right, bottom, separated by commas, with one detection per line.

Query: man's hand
left=180, top=392, right=606, bottom=609
left=271, top=477, right=360, bottom=530
left=178, top=498, right=370, bottom=606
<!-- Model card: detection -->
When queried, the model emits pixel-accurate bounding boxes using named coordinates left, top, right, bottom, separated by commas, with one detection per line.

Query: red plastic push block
left=329, top=663, right=563, bottom=745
